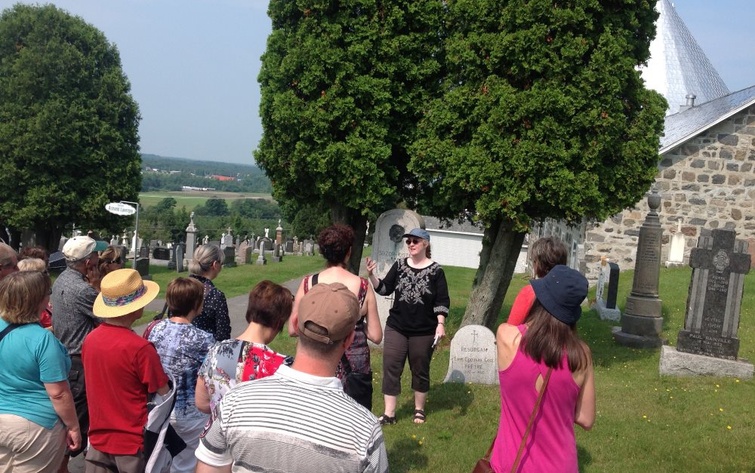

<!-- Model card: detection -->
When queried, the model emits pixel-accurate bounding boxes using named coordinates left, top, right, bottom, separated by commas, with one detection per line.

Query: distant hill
left=141, top=153, right=272, bottom=194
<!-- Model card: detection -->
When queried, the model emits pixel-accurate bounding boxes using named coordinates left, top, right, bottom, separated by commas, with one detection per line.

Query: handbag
left=340, top=353, right=373, bottom=410
left=473, top=367, right=552, bottom=473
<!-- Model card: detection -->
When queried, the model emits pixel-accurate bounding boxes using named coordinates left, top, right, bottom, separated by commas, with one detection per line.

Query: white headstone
left=666, top=219, right=685, bottom=266
left=595, top=256, right=608, bottom=303
left=443, top=325, right=498, bottom=385
left=371, top=209, right=425, bottom=330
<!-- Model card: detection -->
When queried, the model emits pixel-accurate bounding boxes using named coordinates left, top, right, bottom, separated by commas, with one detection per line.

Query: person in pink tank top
left=491, top=265, right=595, bottom=473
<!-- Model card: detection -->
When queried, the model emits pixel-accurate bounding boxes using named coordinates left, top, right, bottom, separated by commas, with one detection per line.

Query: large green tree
left=0, top=4, right=141, bottom=250
left=409, top=0, right=667, bottom=328
left=255, top=0, right=445, bottom=271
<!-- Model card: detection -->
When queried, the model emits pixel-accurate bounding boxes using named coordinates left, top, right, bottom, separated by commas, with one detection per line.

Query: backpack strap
left=0, top=323, right=21, bottom=343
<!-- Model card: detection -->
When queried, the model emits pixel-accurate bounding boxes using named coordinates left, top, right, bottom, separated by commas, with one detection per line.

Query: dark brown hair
left=530, top=237, right=568, bottom=278
left=318, top=224, right=354, bottom=267
left=521, top=301, right=589, bottom=372
left=19, top=246, right=48, bottom=262
left=245, top=280, right=293, bottom=332
left=166, top=277, right=205, bottom=317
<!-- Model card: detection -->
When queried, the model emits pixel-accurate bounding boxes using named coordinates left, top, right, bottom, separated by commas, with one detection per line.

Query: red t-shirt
left=82, top=323, right=169, bottom=455
left=506, top=284, right=536, bottom=326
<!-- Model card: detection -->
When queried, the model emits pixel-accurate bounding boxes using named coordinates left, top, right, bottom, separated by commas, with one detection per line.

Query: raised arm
left=363, top=287, right=383, bottom=344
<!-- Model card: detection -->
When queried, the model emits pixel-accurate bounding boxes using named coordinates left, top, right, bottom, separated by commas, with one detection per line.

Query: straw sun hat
left=93, top=269, right=160, bottom=318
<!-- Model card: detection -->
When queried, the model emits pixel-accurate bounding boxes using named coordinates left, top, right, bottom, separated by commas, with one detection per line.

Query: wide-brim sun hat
left=530, top=265, right=588, bottom=325
left=402, top=228, right=430, bottom=241
left=93, top=269, right=160, bottom=318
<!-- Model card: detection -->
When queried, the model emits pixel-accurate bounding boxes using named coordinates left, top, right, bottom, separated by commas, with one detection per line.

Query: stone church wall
left=536, top=105, right=755, bottom=282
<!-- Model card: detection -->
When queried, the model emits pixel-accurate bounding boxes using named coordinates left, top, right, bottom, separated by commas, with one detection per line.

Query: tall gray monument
left=613, top=191, right=664, bottom=348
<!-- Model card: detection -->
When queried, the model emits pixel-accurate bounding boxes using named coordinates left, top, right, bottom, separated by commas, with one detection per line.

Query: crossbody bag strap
left=0, top=323, right=21, bottom=343
left=511, top=367, right=553, bottom=473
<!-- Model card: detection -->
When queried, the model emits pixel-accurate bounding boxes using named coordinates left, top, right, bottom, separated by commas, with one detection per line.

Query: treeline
left=141, top=154, right=272, bottom=194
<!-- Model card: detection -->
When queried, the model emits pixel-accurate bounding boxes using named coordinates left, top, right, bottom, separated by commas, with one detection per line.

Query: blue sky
left=1, top=0, right=753, bottom=165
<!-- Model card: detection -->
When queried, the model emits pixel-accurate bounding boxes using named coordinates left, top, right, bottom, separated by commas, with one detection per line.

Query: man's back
left=51, top=267, right=99, bottom=355
left=197, top=365, right=388, bottom=473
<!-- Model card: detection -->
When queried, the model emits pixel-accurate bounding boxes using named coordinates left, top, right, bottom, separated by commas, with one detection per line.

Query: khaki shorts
left=0, top=414, right=65, bottom=473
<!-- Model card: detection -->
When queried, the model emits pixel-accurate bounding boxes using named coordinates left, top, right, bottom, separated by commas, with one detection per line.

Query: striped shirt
left=195, top=365, right=388, bottom=473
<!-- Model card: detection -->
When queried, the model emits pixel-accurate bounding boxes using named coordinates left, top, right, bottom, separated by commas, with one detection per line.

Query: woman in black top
left=366, top=228, right=450, bottom=425
left=189, top=244, right=231, bottom=341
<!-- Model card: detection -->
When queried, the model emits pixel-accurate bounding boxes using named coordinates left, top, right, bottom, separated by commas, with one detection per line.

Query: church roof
left=640, top=0, right=730, bottom=115
left=660, top=85, right=755, bottom=154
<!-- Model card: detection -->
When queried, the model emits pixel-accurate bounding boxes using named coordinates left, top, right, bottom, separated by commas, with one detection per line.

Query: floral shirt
left=190, top=274, right=231, bottom=341
left=198, top=339, right=292, bottom=420
left=148, top=320, right=215, bottom=420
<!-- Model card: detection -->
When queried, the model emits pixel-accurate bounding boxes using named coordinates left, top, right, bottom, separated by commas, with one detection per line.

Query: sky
left=1, top=0, right=753, bottom=165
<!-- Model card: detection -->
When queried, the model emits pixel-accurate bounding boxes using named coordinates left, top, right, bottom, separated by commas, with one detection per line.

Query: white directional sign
left=105, top=202, right=137, bottom=216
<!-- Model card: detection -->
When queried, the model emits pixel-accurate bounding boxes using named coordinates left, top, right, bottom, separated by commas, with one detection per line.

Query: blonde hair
left=18, top=258, right=46, bottom=273
left=189, top=244, right=223, bottom=275
left=0, top=272, right=50, bottom=324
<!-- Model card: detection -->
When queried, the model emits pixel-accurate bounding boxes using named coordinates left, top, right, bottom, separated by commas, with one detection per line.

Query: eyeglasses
left=406, top=238, right=422, bottom=246
left=105, top=258, right=122, bottom=265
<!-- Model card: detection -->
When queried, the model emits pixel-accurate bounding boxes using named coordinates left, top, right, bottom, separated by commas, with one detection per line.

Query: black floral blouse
left=190, top=274, right=231, bottom=341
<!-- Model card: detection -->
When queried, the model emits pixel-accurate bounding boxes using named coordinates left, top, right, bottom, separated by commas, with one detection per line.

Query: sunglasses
left=406, top=238, right=423, bottom=246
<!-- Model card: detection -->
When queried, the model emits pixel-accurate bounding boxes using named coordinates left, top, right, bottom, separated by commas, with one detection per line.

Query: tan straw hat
left=93, top=269, right=160, bottom=318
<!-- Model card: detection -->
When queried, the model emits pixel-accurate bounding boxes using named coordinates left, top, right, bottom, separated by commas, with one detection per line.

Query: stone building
left=539, top=0, right=755, bottom=280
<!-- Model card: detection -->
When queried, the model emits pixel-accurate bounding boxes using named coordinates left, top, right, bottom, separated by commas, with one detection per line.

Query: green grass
left=139, top=254, right=755, bottom=471
left=138, top=191, right=272, bottom=209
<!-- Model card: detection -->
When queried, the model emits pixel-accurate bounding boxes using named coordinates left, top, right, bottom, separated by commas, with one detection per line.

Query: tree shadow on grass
left=386, top=437, right=429, bottom=473
left=580, top=309, right=662, bottom=370
left=577, top=444, right=593, bottom=472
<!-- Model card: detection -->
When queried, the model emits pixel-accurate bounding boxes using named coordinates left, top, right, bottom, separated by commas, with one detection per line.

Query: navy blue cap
left=530, top=265, right=588, bottom=325
left=402, top=228, right=430, bottom=241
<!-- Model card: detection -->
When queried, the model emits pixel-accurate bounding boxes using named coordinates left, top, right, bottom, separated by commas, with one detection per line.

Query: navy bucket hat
left=530, top=265, right=588, bottom=325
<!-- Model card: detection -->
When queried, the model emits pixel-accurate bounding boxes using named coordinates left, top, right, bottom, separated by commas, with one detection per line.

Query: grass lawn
left=138, top=254, right=755, bottom=471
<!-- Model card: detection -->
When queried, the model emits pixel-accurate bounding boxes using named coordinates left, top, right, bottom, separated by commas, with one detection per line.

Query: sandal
left=378, top=414, right=397, bottom=425
left=413, top=409, right=426, bottom=424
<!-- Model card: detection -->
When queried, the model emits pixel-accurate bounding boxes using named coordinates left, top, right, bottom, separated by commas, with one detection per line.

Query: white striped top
left=196, top=365, right=388, bottom=472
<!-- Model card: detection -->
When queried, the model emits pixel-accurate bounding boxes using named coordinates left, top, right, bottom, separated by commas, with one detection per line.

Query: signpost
left=105, top=201, right=140, bottom=268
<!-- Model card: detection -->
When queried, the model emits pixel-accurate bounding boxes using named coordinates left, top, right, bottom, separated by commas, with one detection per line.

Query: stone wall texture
left=536, top=104, right=755, bottom=282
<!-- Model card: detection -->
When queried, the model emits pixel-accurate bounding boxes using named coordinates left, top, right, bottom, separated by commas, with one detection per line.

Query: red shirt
left=82, top=323, right=169, bottom=455
left=507, top=284, right=536, bottom=326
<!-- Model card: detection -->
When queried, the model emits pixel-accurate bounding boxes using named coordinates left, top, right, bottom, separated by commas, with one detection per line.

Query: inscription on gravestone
left=443, top=325, right=498, bottom=385
left=677, top=229, right=751, bottom=360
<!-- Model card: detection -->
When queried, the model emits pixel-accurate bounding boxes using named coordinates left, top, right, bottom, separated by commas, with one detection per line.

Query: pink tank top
left=490, top=325, right=581, bottom=473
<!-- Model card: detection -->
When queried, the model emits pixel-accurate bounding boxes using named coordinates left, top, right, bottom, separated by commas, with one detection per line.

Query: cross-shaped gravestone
left=677, top=229, right=751, bottom=360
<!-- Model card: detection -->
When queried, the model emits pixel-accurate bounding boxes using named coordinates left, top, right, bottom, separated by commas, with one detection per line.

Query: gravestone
left=666, top=219, right=685, bottom=267
left=135, top=257, right=151, bottom=280
left=371, top=209, right=425, bottom=330
left=167, top=245, right=176, bottom=270
left=222, top=227, right=234, bottom=249
left=613, top=192, right=664, bottom=348
left=285, top=239, right=294, bottom=254
left=222, top=246, right=236, bottom=268
left=242, top=245, right=253, bottom=264
left=237, top=241, right=251, bottom=264
left=303, top=240, right=314, bottom=256
left=443, top=325, right=498, bottom=385
left=256, top=239, right=267, bottom=265
left=139, top=246, right=150, bottom=258
left=175, top=243, right=185, bottom=273
left=592, top=257, right=621, bottom=321
left=187, top=212, right=199, bottom=271
left=677, top=229, right=751, bottom=359
left=152, top=247, right=170, bottom=260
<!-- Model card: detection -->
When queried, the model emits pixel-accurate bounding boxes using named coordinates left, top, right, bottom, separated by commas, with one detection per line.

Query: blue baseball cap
left=402, top=228, right=430, bottom=241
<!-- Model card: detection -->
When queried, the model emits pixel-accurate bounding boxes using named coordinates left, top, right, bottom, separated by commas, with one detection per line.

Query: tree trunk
left=461, top=221, right=526, bottom=330
left=330, top=205, right=367, bottom=276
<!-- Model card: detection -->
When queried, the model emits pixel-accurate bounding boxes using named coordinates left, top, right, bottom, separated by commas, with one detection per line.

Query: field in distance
left=139, top=190, right=274, bottom=209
